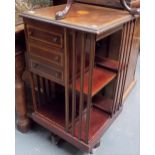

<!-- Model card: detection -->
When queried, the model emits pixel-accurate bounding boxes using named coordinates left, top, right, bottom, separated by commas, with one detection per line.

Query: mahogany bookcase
left=16, top=1, right=139, bottom=153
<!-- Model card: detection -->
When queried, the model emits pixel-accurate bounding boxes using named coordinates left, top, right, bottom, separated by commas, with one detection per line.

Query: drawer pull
left=35, top=87, right=38, bottom=91
left=52, top=37, right=58, bottom=43
left=54, top=56, right=59, bottom=61
left=32, top=63, right=39, bottom=68
left=40, top=88, right=44, bottom=93
left=55, top=73, right=59, bottom=77
left=29, top=31, right=33, bottom=36
left=31, top=60, right=63, bottom=83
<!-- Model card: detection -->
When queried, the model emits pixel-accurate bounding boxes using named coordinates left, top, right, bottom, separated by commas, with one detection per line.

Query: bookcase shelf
left=95, top=56, right=119, bottom=72
left=20, top=3, right=137, bottom=152
left=36, top=99, right=66, bottom=129
left=74, top=107, right=110, bottom=142
left=75, top=66, right=116, bottom=97
left=93, top=94, right=113, bottom=113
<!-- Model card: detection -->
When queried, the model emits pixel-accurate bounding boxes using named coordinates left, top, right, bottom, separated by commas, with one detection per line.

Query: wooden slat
left=71, top=31, right=77, bottom=135
left=45, top=79, right=50, bottom=102
left=117, top=21, right=133, bottom=110
left=64, top=28, right=70, bottom=132
left=33, top=74, right=39, bottom=105
left=29, top=73, right=37, bottom=110
left=112, top=23, right=127, bottom=114
left=39, top=76, right=46, bottom=104
left=85, top=34, right=96, bottom=143
left=119, top=20, right=136, bottom=107
left=78, top=32, right=86, bottom=139
left=116, top=22, right=130, bottom=111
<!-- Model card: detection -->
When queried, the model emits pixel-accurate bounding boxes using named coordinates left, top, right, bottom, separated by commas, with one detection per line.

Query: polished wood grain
left=29, top=44, right=64, bottom=67
left=124, top=18, right=139, bottom=93
left=93, top=94, right=113, bottom=113
left=95, top=56, right=119, bottom=72
left=74, top=107, right=110, bottom=141
left=21, top=2, right=139, bottom=153
left=27, top=25, right=63, bottom=48
left=21, top=3, right=133, bottom=34
left=36, top=101, right=66, bottom=129
left=75, top=67, right=116, bottom=97
left=30, top=59, right=64, bottom=85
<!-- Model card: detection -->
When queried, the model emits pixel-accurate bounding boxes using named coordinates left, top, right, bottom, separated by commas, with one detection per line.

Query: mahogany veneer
left=95, top=56, right=119, bottom=72
left=75, top=67, right=116, bottom=96
left=74, top=107, right=110, bottom=141
left=19, top=2, right=139, bottom=153
left=93, top=94, right=113, bottom=113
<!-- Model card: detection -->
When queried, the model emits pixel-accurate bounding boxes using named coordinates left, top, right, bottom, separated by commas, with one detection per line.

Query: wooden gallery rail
left=16, top=2, right=139, bottom=153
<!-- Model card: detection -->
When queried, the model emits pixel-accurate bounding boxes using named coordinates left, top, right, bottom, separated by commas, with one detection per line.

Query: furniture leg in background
left=15, top=51, right=30, bottom=133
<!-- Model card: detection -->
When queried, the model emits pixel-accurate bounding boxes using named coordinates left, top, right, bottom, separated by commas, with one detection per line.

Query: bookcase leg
left=15, top=52, right=30, bottom=133
left=90, top=141, right=101, bottom=154
left=49, top=133, right=64, bottom=146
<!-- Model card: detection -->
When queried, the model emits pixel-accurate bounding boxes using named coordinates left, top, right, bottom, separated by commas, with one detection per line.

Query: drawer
left=30, top=60, right=64, bottom=84
left=27, top=26, right=63, bottom=48
left=29, top=44, right=63, bottom=67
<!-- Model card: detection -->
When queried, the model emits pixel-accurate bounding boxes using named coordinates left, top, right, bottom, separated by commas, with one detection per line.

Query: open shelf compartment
left=74, top=107, right=110, bottom=142
left=35, top=98, right=66, bottom=129
left=93, top=94, right=113, bottom=113
left=95, top=56, right=119, bottom=72
left=75, top=66, right=116, bottom=97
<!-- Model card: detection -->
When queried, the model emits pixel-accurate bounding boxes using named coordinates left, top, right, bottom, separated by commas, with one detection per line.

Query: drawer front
left=27, top=26, right=63, bottom=48
left=29, top=44, right=63, bottom=67
left=30, top=60, right=64, bottom=84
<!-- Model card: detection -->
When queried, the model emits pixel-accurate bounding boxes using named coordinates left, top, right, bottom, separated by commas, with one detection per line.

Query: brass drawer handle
left=40, top=88, right=44, bottom=93
left=32, top=63, right=39, bottom=68
left=52, top=37, right=58, bottom=43
left=35, top=87, right=38, bottom=91
left=55, top=73, right=59, bottom=78
left=29, top=31, right=33, bottom=36
left=54, top=56, right=59, bottom=61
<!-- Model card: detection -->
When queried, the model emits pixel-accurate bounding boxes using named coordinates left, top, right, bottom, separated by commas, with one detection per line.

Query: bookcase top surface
left=21, top=3, right=134, bottom=34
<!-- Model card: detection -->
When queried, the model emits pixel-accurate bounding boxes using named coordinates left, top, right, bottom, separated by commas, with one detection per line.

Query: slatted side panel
left=63, top=29, right=96, bottom=143
left=78, top=32, right=85, bottom=139
left=118, top=19, right=136, bottom=107
left=85, top=34, right=96, bottom=143
left=29, top=73, right=55, bottom=110
left=112, top=19, right=136, bottom=114
left=28, top=20, right=136, bottom=145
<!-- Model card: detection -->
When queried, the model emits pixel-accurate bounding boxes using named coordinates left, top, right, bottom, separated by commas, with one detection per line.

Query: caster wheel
left=49, top=133, right=64, bottom=146
left=90, top=148, right=97, bottom=154
left=52, top=134, right=61, bottom=145
left=90, top=141, right=101, bottom=154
